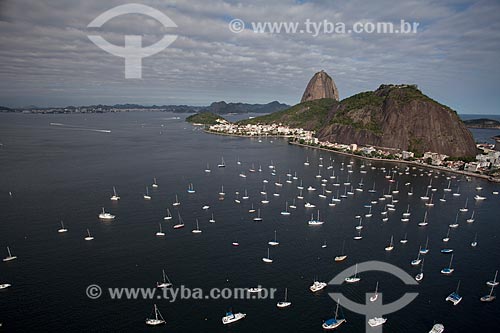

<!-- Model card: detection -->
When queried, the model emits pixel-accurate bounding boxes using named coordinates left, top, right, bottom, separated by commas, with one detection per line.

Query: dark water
left=0, top=112, right=499, bottom=332
left=459, top=114, right=500, bottom=143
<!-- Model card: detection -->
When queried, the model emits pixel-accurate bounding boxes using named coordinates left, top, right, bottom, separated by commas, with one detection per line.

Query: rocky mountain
left=301, top=70, right=339, bottom=102
left=243, top=72, right=478, bottom=158
left=200, top=101, right=289, bottom=114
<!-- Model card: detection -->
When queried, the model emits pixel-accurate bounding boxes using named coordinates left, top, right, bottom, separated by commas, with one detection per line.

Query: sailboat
left=192, top=219, right=202, bottom=234
left=411, top=247, right=422, bottom=266
left=322, top=299, right=346, bottom=330
left=466, top=211, right=475, bottom=223
left=218, top=185, right=225, bottom=196
left=304, top=157, right=310, bottom=166
left=110, top=186, right=120, bottom=201
left=440, top=253, right=455, bottom=275
left=418, top=211, right=429, bottom=227
left=3, top=246, right=17, bottom=262
left=280, top=202, right=290, bottom=216
left=452, top=186, right=461, bottom=197
left=370, top=282, right=379, bottom=302
left=385, top=236, right=394, bottom=251
left=425, top=194, right=434, bottom=207
left=335, top=240, right=347, bottom=262
left=439, top=192, right=446, bottom=202
left=277, top=288, right=291, bottom=308
left=449, top=212, right=459, bottom=228
left=345, top=264, right=361, bottom=283
left=98, top=207, right=115, bottom=220
left=480, top=284, right=496, bottom=302
left=445, top=280, right=462, bottom=305
left=354, top=229, right=363, bottom=240
left=204, top=163, right=211, bottom=173
left=415, top=258, right=425, bottom=282
left=420, top=237, right=430, bottom=254
left=156, top=269, right=173, bottom=288
left=242, top=189, right=249, bottom=200
left=173, top=212, right=185, bottom=229
left=365, top=206, right=372, bottom=218
left=487, top=270, right=499, bottom=287
left=209, top=213, right=215, bottom=223
left=187, top=183, right=195, bottom=194
left=268, top=230, right=279, bottom=246
left=402, top=204, right=411, bottom=217
left=471, top=233, right=478, bottom=247
left=156, top=223, right=165, bottom=236
left=355, top=217, right=363, bottom=230
left=421, top=188, right=430, bottom=200
left=217, top=156, right=226, bottom=168
left=308, top=210, right=324, bottom=225
left=253, top=209, right=263, bottom=221
left=262, top=248, right=273, bottom=263
left=444, top=180, right=452, bottom=192
left=145, top=304, right=166, bottom=326
left=163, top=208, right=173, bottom=220
left=143, top=186, right=151, bottom=200
left=172, top=194, right=180, bottom=206
left=289, top=199, right=297, bottom=209
left=459, top=198, right=468, bottom=212
left=248, top=203, right=256, bottom=213
left=369, top=181, right=376, bottom=193
left=261, top=193, right=269, bottom=204
left=400, top=233, right=408, bottom=244
left=234, top=192, right=241, bottom=203
left=152, top=177, right=159, bottom=188
left=84, top=229, right=94, bottom=241
left=442, top=228, right=451, bottom=242
left=58, top=221, right=68, bottom=233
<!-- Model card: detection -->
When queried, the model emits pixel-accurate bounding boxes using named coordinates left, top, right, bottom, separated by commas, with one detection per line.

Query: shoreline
left=203, top=129, right=499, bottom=182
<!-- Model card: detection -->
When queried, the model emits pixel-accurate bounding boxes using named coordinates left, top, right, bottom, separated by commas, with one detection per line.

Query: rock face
left=301, top=70, right=339, bottom=102
left=317, top=84, right=477, bottom=157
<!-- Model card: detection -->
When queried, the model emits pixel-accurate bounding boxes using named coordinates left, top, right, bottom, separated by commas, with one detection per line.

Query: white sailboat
left=98, top=207, right=115, bottom=220
left=280, top=201, right=290, bottom=216
left=145, top=304, right=166, bottom=326
left=411, top=247, right=422, bottom=266
left=192, top=219, right=202, bottom=234
left=204, top=163, right=211, bottom=173
left=415, top=258, right=425, bottom=282
left=268, top=230, right=279, bottom=246
left=187, top=183, right=195, bottom=194
left=400, top=232, right=408, bottom=244
left=143, top=186, right=151, bottom=200
left=345, top=263, right=361, bottom=283
left=262, top=248, right=273, bottom=263
left=370, top=282, right=379, bottom=302
left=3, top=246, right=17, bottom=262
left=172, top=194, right=180, bottom=206
left=248, top=203, right=256, bottom=213
left=163, top=208, right=173, bottom=220
left=209, top=213, right=215, bottom=223
left=459, top=198, right=468, bottom=212
left=449, top=212, right=459, bottom=228
left=443, top=228, right=451, bottom=242
left=219, top=185, right=225, bottom=196
left=84, top=229, right=94, bottom=241
left=152, top=177, right=159, bottom=188
left=217, top=156, right=226, bottom=168
left=156, top=269, right=172, bottom=288
left=308, top=210, right=324, bottom=225
left=334, top=240, right=347, bottom=262
left=487, top=270, right=499, bottom=287
left=276, top=288, right=291, bottom=308
left=471, top=233, right=478, bottom=247
left=466, top=211, right=475, bottom=223
left=173, top=212, right=185, bottom=229
left=480, top=283, right=496, bottom=302
left=420, top=237, right=430, bottom=254
left=58, top=221, right=68, bottom=233
left=253, top=209, right=262, bottom=221
left=110, top=186, right=120, bottom=201
left=156, top=223, right=165, bottom=236
left=418, top=211, right=429, bottom=227
left=385, top=235, right=394, bottom=251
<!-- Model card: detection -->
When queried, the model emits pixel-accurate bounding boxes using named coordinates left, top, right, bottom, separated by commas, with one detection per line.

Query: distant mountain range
left=0, top=101, right=289, bottom=114
left=463, top=118, right=500, bottom=129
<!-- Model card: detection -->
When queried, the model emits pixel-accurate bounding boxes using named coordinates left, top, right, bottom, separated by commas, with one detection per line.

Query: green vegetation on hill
left=186, top=112, right=226, bottom=125
left=237, top=98, right=337, bottom=131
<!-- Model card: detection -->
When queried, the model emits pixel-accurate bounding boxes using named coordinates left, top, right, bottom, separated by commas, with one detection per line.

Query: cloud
left=0, top=0, right=499, bottom=114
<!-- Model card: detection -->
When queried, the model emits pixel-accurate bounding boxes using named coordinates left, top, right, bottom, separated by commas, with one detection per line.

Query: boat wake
left=50, top=122, right=111, bottom=133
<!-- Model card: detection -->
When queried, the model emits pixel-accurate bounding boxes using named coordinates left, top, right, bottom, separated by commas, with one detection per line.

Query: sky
left=0, top=0, right=499, bottom=114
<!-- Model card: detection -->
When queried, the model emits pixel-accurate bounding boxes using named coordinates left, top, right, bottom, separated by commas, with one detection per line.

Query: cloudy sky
left=0, top=0, right=499, bottom=113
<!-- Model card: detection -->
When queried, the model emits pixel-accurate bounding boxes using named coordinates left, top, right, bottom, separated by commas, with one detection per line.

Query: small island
left=463, top=118, right=500, bottom=129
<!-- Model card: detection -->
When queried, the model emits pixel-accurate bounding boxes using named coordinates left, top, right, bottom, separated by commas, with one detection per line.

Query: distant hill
left=463, top=118, right=500, bottom=129
left=186, top=112, right=227, bottom=125
left=0, top=106, right=13, bottom=112
left=200, top=101, right=289, bottom=114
